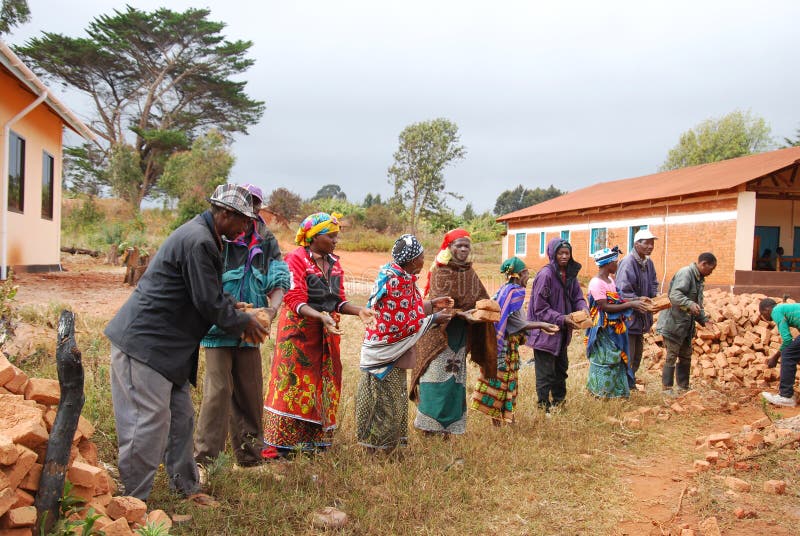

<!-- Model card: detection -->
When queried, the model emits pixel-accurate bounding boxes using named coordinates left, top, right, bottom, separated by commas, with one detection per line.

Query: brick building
left=497, top=147, right=800, bottom=296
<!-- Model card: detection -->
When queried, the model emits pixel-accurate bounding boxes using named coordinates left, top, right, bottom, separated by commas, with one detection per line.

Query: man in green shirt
left=759, top=298, right=800, bottom=407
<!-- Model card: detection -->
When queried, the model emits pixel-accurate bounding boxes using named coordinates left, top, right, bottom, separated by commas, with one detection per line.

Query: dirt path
left=615, top=400, right=800, bottom=535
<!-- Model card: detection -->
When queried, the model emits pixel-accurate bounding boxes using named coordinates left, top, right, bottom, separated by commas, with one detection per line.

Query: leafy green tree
left=107, top=144, right=144, bottom=207
left=160, top=131, right=234, bottom=227
left=660, top=110, right=773, bottom=171
left=388, top=118, right=465, bottom=234
left=362, top=193, right=383, bottom=208
left=267, top=188, right=303, bottom=222
left=493, top=184, right=564, bottom=216
left=312, top=184, right=347, bottom=201
left=462, top=203, right=476, bottom=222
left=15, top=6, right=264, bottom=210
left=0, top=0, right=30, bottom=35
left=781, top=124, right=800, bottom=148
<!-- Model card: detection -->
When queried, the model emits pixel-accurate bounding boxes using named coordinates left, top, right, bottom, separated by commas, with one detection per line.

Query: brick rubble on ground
left=0, top=352, right=171, bottom=533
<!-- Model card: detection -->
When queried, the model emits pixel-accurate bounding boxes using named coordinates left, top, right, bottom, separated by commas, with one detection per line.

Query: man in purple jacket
left=615, top=229, right=659, bottom=382
left=527, top=238, right=588, bottom=411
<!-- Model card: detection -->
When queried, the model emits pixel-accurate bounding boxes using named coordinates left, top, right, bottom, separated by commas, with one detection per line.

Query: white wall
left=755, top=198, right=799, bottom=254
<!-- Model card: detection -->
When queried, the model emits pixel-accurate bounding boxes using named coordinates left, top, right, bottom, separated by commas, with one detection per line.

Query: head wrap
left=500, top=257, right=527, bottom=279
left=591, top=246, right=621, bottom=266
left=424, top=228, right=471, bottom=296
left=295, top=212, right=342, bottom=246
left=392, top=234, right=424, bottom=266
left=434, top=228, right=471, bottom=266
left=240, top=183, right=264, bottom=204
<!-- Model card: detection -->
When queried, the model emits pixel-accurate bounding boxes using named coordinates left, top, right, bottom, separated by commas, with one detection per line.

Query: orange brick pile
left=643, top=290, right=799, bottom=390
left=691, top=416, right=799, bottom=495
left=0, top=354, right=172, bottom=535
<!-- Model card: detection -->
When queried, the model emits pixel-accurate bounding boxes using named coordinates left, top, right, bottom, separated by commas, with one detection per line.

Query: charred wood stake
left=34, top=310, right=85, bottom=536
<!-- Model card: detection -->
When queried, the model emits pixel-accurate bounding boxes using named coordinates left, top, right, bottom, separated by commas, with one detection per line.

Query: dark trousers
left=194, top=346, right=264, bottom=466
left=534, top=346, right=569, bottom=408
left=779, top=336, right=800, bottom=398
left=628, top=333, right=644, bottom=376
left=662, top=336, right=692, bottom=390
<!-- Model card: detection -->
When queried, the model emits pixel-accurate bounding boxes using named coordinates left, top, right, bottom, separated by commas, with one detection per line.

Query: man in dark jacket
left=105, top=183, right=268, bottom=501
left=656, top=252, right=716, bottom=394
left=615, top=229, right=659, bottom=380
left=527, top=238, right=588, bottom=411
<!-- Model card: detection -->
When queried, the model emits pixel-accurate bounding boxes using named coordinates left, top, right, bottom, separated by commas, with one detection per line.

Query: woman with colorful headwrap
left=263, top=212, right=376, bottom=457
left=470, top=257, right=559, bottom=425
left=585, top=247, right=648, bottom=399
left=411, top=229, right=497, bottom=436
left=356, top=234, right=455, bottom=451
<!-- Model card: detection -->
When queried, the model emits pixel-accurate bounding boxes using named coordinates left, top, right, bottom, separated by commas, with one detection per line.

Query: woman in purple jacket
left=527, top=238, right=588, bottom=411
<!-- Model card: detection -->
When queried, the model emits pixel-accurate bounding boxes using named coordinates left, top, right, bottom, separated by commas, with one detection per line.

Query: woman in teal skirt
left=585, top=247, right=648, bottom=398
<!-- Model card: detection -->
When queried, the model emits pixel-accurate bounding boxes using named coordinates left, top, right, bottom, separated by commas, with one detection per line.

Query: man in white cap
left=615, top=229, right=659, bottom=383
left=105, top=183, right=269, bottom=502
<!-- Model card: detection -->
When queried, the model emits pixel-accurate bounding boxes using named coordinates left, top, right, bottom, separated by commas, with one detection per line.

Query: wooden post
left=34, top=310, right=85, bottom=536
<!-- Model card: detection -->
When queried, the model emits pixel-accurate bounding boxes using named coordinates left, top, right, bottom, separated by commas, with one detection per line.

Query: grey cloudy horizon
left=7, top=0, right=800, bottom=213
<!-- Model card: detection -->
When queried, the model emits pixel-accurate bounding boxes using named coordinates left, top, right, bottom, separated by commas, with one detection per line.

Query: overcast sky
left=6, top=0, right=800, bottom=212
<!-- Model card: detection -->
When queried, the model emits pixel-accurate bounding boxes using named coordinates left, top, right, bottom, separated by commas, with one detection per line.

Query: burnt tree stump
left=34, top=310, right=84, bottom=536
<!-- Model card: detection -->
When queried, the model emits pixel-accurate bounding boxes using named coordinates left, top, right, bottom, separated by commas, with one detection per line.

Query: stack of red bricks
left=642, top=290, right=799, bottom=390
left=0, top=354, right=171, bottom=536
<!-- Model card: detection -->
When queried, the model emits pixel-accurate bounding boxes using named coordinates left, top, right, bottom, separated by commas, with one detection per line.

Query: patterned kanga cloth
left=414, top=317, right=469, bottom=434
left=470, top=332, right=524, bottom=422
left=355, top=367, right=408, bottom=449
left=263, top=308, right=341, bottom=450
left=585, top=287, right=633, bottom=399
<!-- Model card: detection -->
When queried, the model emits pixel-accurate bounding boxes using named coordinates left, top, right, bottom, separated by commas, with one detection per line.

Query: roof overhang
left=0, top=39, right=96, bottom=142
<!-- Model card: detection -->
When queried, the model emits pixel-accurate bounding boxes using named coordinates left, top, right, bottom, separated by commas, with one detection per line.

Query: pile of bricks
left=643, top=290, right=799, bottom=390
left=0, top=354, right=171, bottom=535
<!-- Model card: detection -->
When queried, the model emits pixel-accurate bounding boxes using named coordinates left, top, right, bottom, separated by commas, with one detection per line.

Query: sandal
left=186, top=493, right=220, bottom=508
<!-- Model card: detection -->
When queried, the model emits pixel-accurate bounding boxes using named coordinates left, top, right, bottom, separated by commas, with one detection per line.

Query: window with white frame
left=590, top=227, right=607, bottom=254
left=628, top=224, right=648, bottom=251
left=539, top=232, right=546, bottom=255
left=515, top=232, right=526, bottom=255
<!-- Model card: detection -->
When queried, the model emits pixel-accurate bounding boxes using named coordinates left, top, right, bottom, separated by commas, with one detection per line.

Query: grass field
left=12, top=294, right=734, bottom=536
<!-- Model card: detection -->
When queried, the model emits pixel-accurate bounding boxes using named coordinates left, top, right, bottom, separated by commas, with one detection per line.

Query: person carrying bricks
left=194, top=184, right=290, bottom=475
left=615, top=228, right=659, bottom=382
left=759, top=298, right=800, bottom=407
left=656, top=252, right=717, bottom=394
left=104, top=184, right=268, bottom=502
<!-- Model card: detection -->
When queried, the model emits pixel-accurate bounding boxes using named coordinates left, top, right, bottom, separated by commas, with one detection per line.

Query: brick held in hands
left=475, top=299, right=501, bottom=312
left=241, top=307, right=272, bottom=344
left=568, top=310, right=593, bottom=329
left=470, top=309, right=501, bottom=322
left=648, top=294, right=671, bottom=312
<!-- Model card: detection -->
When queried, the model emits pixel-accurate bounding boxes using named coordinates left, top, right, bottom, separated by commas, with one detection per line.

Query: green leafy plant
left=136, top=521, right=172, bottom=536
left=39, top=480, right=105, bottom=536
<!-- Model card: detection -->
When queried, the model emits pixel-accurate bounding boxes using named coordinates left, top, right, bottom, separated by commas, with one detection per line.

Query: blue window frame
left=561, top=230, right=570, bottom=241
left=628, top=224, right=648, bottom=252
left=515, top=233, right=527, bottom=256
left=590, top=227, right=607, bottom=254
left=539, top=232, right=546, bottom=255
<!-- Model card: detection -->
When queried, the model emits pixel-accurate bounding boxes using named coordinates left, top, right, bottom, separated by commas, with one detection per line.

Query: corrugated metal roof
left=498, top=147, right=800, bottom=222
left=0, top=39, right=96, bottom=141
